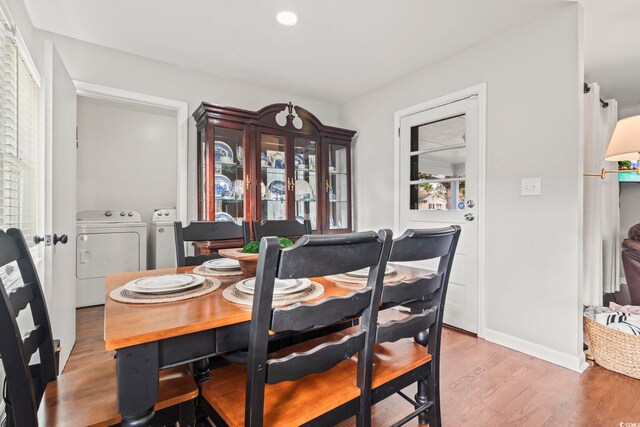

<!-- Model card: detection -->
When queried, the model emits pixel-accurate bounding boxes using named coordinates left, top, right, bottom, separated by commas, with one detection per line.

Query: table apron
left=159, top=329, right=218, bottom=369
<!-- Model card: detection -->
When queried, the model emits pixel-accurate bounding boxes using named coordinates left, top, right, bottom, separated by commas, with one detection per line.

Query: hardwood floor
left=67, top=306, right=640, bottom=426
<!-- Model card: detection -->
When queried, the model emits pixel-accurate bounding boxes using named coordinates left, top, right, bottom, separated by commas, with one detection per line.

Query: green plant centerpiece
left=241, top=237, right=294, bottom=253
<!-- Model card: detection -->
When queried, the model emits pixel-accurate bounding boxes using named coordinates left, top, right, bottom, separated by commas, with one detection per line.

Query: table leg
left=117, top=342, right=159, bottom=427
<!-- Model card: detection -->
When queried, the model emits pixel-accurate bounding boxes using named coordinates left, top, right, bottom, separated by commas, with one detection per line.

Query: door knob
left=464, top=213, right=475, bottom=222
left=33, top=235, right=52, bottom=246
left=53, top=234, right=68, bottom=245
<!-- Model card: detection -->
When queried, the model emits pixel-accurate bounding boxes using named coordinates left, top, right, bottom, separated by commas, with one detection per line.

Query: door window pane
left=214, top=127, right=244, bottom=223
left=328, top=144, right=348, bottom=229
left=409, top=115, right=466, bottom=211
left=260, top=134, right=286, bottom=221
left=294, top=137, right=317, bottom=230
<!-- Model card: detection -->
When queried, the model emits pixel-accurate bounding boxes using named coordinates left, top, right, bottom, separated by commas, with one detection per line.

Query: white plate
left=345, top=266, right=395, bottom=278
left=134, top=274, right=195, bottom=289
left=125, top=274, right=205, bottom=294
left=241, top=278, right=299, bottom=290
left=203, top=258, right=241, bottom=270
left=236, top=278, right=311, bottom=295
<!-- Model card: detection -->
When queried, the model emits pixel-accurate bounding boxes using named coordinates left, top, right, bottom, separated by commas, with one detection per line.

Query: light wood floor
left=67, top=306, right=640, bottom=426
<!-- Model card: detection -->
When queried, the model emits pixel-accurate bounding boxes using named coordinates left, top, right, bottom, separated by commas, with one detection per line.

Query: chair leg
left=179, top=400, right=197, bottom=427
left=417, top=362, right=442, bottom=427
left=415, top=377, right=430, bottom=425
left=355, top=412, right=366, bottom=427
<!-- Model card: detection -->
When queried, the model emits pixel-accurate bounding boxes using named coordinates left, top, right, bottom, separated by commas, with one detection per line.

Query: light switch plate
left=521, top=178, right=542, bottom=196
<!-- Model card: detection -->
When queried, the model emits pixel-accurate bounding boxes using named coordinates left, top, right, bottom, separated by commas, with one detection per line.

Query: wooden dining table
left=104, top=263, right=421, bottom=426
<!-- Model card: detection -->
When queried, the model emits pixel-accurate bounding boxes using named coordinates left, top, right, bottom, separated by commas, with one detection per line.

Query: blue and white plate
left=215, top=212, right=234, bottom=222
left=215, top=141, right=234, bottom=163
left=215, top=174, right=233, bottom=198
left=268, top=180, right=286, bottom=198
left=294, top=153, right=305, bottom=169
left=328, top=185, right=336, bottom=201
left=295, top=215, right=305, bottom=223
left=261, top=152, right=268, bottom=166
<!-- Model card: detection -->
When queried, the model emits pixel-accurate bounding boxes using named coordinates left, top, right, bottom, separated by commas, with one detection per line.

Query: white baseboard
left=483, top=328, right=588, bottom=373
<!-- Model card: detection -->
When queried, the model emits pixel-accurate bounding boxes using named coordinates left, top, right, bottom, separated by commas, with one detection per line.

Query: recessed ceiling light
left=276, top=11, right=298, bottom=26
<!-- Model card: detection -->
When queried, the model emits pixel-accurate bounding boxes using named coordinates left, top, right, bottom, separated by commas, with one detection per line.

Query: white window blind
left=0, top=22, right=38, bottom=248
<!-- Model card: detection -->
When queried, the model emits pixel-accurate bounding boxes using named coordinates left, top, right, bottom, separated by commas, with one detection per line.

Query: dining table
left=103, top=262, right=422, bottom=426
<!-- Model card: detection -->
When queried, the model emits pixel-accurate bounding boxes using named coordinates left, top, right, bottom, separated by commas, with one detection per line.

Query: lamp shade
left=604, top=115, right=640, bottom=161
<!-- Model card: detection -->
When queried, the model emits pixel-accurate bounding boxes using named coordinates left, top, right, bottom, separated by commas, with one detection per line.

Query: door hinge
left=397, top=127, right=401, bottom=138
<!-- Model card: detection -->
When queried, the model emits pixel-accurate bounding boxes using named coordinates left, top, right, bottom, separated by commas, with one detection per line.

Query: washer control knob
left=105, top=210, right=112, bottom=217
left=164, top=211, right=169, bottom=216
left=128, top=211, right=134, bottom=217
left=120, top=211, right=126, bottom=216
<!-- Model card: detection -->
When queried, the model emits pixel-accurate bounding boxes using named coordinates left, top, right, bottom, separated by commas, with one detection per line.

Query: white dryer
left=76, top=209, right=147, bottom=307
left=149, top=208, right=178, bottom=269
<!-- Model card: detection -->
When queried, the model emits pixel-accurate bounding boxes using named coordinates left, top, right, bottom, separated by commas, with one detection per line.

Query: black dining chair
left=200, top=230, right=393, bottom=426
left=371, top=226, right=461, bottom=427
left=251, top=218, right=312, bottom=241
left=174, top=220, right=250, bottom=267
left=0, top=228, right=198, bottom=427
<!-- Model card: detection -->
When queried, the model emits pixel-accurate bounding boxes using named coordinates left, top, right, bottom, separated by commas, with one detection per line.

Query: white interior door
left=399, top=97, right=480, bottom=333
left=44, top=41, right=77, bottom=371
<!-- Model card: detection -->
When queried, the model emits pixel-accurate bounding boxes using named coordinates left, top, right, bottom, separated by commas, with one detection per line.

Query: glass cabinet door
left=293, top=137, right=318, bottom=230
left=259, top=133, right=288, bottom=221
left=326, top=142, right=350, bottom=231
left=213, top=127, right=246, bottom=223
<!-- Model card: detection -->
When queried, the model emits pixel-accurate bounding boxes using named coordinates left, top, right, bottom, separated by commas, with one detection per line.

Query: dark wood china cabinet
left=193, top=102, right=356, bottom=240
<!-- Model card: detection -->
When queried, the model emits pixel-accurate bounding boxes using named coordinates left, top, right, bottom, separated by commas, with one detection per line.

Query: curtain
left=583, top=82, right=619, bottom=306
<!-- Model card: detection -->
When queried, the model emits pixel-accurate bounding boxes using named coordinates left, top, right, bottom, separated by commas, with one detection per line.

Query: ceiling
left=23, top=0, right=564, bottom=104
left=582, top=0, right=640, bottom=115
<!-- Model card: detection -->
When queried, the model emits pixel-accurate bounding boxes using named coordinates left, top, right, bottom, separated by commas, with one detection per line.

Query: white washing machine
left=76, top=209, right=147, bottom=307
left=149, top=208, right=178, bottom=269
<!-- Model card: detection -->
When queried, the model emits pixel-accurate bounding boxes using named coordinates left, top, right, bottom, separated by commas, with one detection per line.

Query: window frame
left=0, top=9, right=42, bottom=290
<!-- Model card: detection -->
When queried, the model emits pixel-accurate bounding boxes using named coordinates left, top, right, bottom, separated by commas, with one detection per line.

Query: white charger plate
left=235, top=278, right=311, bottom=296
left=345, top=266, right=395, bottom=278
left=203, top=258, right=241, bottom=270
left=134, top=274, right=195, bottom=289
left=125, top=274, right=205, bottom=294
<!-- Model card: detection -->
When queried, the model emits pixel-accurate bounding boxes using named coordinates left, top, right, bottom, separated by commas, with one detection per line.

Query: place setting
left=192, top=257, right=245, bottom=277
left=110, top=273, right=221, bottom=304
left=327, top=265, right=406, bottom=289
left=222, top=276, right=324, bottom=307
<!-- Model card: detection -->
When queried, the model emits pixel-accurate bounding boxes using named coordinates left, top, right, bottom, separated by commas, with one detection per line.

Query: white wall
left=76, top=97, right=177, bottom=227
left=341, top=4, right=585, bottom=370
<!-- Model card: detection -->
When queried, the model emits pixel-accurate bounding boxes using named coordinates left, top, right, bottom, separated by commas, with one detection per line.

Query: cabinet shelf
left=215, top=163, right=242, bottom=172
left=261, top=167, right=286, bottom=174
left=215, top=198, right=244, bottom=204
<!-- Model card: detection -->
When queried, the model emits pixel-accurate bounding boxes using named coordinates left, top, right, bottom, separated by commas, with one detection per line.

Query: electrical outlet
left=521, top=178, right=541, bottom=196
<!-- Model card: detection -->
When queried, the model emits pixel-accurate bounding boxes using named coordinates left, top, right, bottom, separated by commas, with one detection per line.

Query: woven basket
left=583, top=316, right=640, bottom=379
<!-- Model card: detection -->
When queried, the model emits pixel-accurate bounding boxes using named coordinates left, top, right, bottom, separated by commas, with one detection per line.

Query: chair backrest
left=376, top=226, right=461, bottom=351
left=174, top=221, right=250, bottom=267
left=0, top=229, right=57, bottom=427
left=251, top=219, right=312, bottom=241
left=245, top=230, right=393, bottom=426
